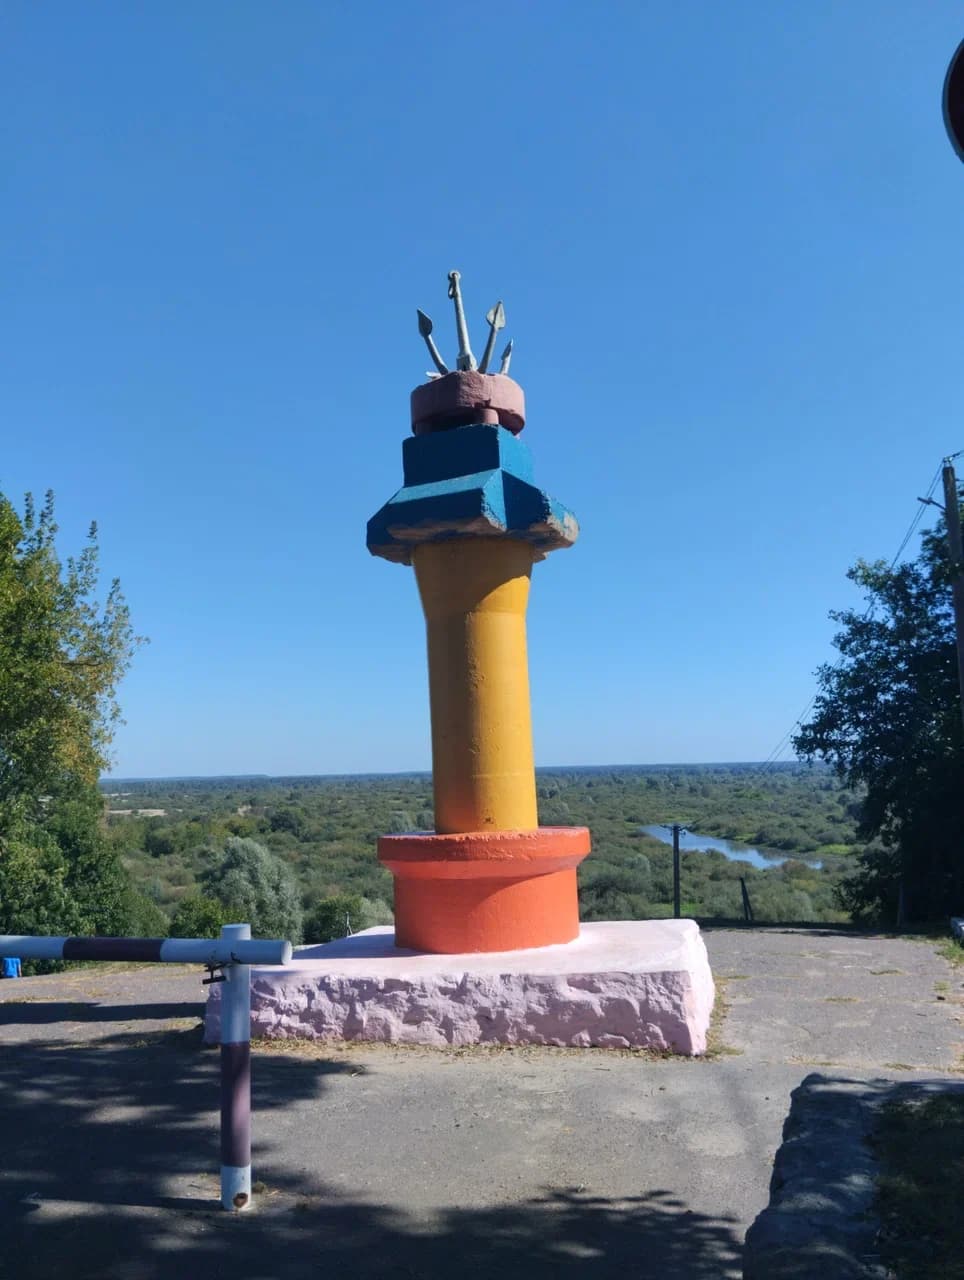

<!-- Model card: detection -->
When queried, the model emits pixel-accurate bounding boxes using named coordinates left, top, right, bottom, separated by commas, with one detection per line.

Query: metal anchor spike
left=477, top=301, right=505, bottom=374
left=447, top=270, right=477, bottom=371
left=417, top=309, right=449, bottom=375
left=498, top=338, right=514, bottom=376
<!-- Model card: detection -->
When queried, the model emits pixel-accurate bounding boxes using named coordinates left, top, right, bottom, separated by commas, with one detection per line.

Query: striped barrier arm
left=0, top=924, right=291, bottom=1213
left=0, top=934, right=291, bottom=966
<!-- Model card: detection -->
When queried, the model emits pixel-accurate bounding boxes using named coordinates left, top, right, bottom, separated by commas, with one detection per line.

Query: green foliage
left=169, top=895, right=227, bottom=938
left=0, top=492, right=138, bottom=809
left=794, top=507, right=964, bottom=924
left=200, top=837, right=304, bottom=942
left=0, top=490, right=142, bottom=941
left=935, top=936, right=964, bottom=968
left=0, top=832, right=76, bottom=937
left=105, top=764, right=855, bottom=930
left=46, top=783, right=133, bottom=934
left=303, top=893, right=392, bottom=943
left=304, top=894, right=362, bottom=943
left=873, top=1094, right=964, bottom=1279
left=120, top=886, right=170, bottom=937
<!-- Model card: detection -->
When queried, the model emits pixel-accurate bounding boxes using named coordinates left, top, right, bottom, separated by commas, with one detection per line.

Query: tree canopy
left=0, top=491, right=143, bottom=939
left=794, top=509, right=964, bottom=923
left=200, top=837, right=304, bottom=942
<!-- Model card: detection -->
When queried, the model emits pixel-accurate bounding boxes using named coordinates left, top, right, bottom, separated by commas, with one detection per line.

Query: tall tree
left=0, top=491, right=142, bottom=936
left=200, top=838, right=304, bottom=942
left=794, top=507, right=964, bottom=923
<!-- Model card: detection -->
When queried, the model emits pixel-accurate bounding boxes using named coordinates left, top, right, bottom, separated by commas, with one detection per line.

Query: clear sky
left=3, top=3, right=963, bottom=777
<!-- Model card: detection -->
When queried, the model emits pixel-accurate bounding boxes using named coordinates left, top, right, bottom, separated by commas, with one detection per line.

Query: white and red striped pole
left=218, top=923, right=252, bottom=1211
left=0, top=934, right=290, bottom=966
left=0, top=927, right=290, bottom=1212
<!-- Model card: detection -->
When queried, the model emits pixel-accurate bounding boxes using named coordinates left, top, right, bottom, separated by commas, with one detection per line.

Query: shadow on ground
left=698, top=921, right=898, bottom=938
left=0, top=1026, right=744, bottom=1279
left=0, top=1001, right=203, bottom=1026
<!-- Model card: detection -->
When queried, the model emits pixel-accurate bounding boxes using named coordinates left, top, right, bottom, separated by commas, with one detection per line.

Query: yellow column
left=413, top=537, right=539, bottom=834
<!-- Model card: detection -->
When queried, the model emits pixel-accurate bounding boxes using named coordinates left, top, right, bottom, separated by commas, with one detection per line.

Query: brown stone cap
left=377, top=826, right=590, bottom=880
left=411, top=370, right=525, bottom=436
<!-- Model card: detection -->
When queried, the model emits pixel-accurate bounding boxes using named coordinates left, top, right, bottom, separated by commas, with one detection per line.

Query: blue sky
left=2, top=3, right=963, bottom=777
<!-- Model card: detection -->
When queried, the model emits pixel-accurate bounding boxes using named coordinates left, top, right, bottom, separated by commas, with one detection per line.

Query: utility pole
left=661, top=823, right=686, bottom=918
left=942, top=459, right=964, bottom=739
left=919, top=457, right=964, bottom=737
left=739, top=877, right=754, bottom=924
left=940, top=46, right=964, bottom=735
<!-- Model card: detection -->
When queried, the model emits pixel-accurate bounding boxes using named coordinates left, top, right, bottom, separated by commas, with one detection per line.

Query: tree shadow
left=0, top=1000, right=203, bottom=1026
left=0, top=1029, right=745, bottom=1279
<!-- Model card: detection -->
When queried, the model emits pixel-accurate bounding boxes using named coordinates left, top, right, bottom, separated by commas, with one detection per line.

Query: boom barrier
left=0, top=933, right=291, bottom=966
left=0, top=923, right=292, bottom=1212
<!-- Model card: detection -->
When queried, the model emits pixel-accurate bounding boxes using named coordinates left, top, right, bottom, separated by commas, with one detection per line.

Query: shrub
left=303, top=893, right=392, bottom=944
left=121, top=888, right=169, bottom=937
left=199, top=837, right=303, bottom=942
left=169, top=895, right=226, bottom=938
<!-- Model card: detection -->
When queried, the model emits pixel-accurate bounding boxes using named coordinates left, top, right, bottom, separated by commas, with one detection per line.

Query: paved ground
left=0, top=929, right=960, bottom=1279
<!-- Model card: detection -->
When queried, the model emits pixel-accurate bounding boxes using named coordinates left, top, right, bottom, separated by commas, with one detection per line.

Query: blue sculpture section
left=367, top=424, right=579, bottom=565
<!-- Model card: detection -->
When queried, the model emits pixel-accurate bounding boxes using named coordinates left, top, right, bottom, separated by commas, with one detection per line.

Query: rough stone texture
left=410, top=370, right=525, bottom=434
left=743, top=1075, right=964, bottom=1280
left=204, top=920, right=715, bottom=1055
left=743, top=1075, right=889, bottom=1279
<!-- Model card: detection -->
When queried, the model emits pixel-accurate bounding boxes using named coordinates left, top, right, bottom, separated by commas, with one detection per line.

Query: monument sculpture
left=367, top=271, right=591, bottom=953
left=205, top=272, right=715, bottom=1054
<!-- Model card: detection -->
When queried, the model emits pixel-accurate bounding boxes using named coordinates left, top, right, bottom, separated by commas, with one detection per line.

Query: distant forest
left=102, top=763, right=860, bottom=929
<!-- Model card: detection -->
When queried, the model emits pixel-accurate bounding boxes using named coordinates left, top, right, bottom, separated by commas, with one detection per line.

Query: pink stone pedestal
left=204, top=920, right=715, bottom=1056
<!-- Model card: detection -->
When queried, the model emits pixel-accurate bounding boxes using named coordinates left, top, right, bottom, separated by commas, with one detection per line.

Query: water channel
left=639, top=825, right=822, bottom=871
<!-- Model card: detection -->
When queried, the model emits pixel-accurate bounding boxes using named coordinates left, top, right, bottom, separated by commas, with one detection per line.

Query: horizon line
left=101, top=759, right=811, bottom=784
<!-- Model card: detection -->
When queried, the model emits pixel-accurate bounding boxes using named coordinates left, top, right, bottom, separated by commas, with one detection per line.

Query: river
left=639, top=825, right=822, bottom=871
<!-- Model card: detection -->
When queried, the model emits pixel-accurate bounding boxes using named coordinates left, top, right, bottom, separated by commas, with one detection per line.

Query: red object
left=378, top=826, right=591, bottom=953
left=411, top=371, right=526, bottom=435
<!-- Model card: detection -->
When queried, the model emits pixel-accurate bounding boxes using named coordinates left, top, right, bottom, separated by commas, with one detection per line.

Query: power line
left=757, top=457, right=952, bottom=773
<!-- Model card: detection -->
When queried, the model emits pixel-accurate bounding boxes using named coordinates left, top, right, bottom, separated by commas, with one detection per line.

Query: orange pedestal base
left=377, top=826, right=591, bottom=954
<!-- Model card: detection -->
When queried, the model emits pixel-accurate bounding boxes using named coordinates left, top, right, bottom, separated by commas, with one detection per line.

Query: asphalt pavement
left=0, top=928, right=960, bottom=1279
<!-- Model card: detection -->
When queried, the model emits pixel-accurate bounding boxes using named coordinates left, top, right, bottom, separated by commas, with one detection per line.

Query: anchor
left=416, top=271, right=512, bottom=378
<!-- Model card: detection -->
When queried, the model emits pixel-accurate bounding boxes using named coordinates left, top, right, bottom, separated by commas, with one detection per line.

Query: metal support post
left=672, top=824, right=681, bottom=919
left=219, top=923, right=252, bottom=1211
left=659, top=823, right=687, bottom=919
left=941, top=462, right=964, bottom=740
left=0, top=926, right=290, bottom=1211
left=740, top=877, right=754, bottom=924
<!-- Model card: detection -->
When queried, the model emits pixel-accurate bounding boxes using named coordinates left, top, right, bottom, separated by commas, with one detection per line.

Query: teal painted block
left=402, top=425, right=534, bottom=487
left=367, top=423, right=578, bottom=565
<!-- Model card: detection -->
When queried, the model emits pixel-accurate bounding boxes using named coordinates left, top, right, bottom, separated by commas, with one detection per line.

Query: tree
left=199, top=837, right=304, bottom=942
left=169, top=895, right=227, bottom=938
left=794, top=513, right=964, bottom=923
left=303, top=893, right=392, bottom=944
left=0, top=493, right=137, bottom=811
left=304, top=893, right=363, bottom=943
left=268, top=806, right=306, bottom=837
left=0, top=491, right=142, bottom=938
